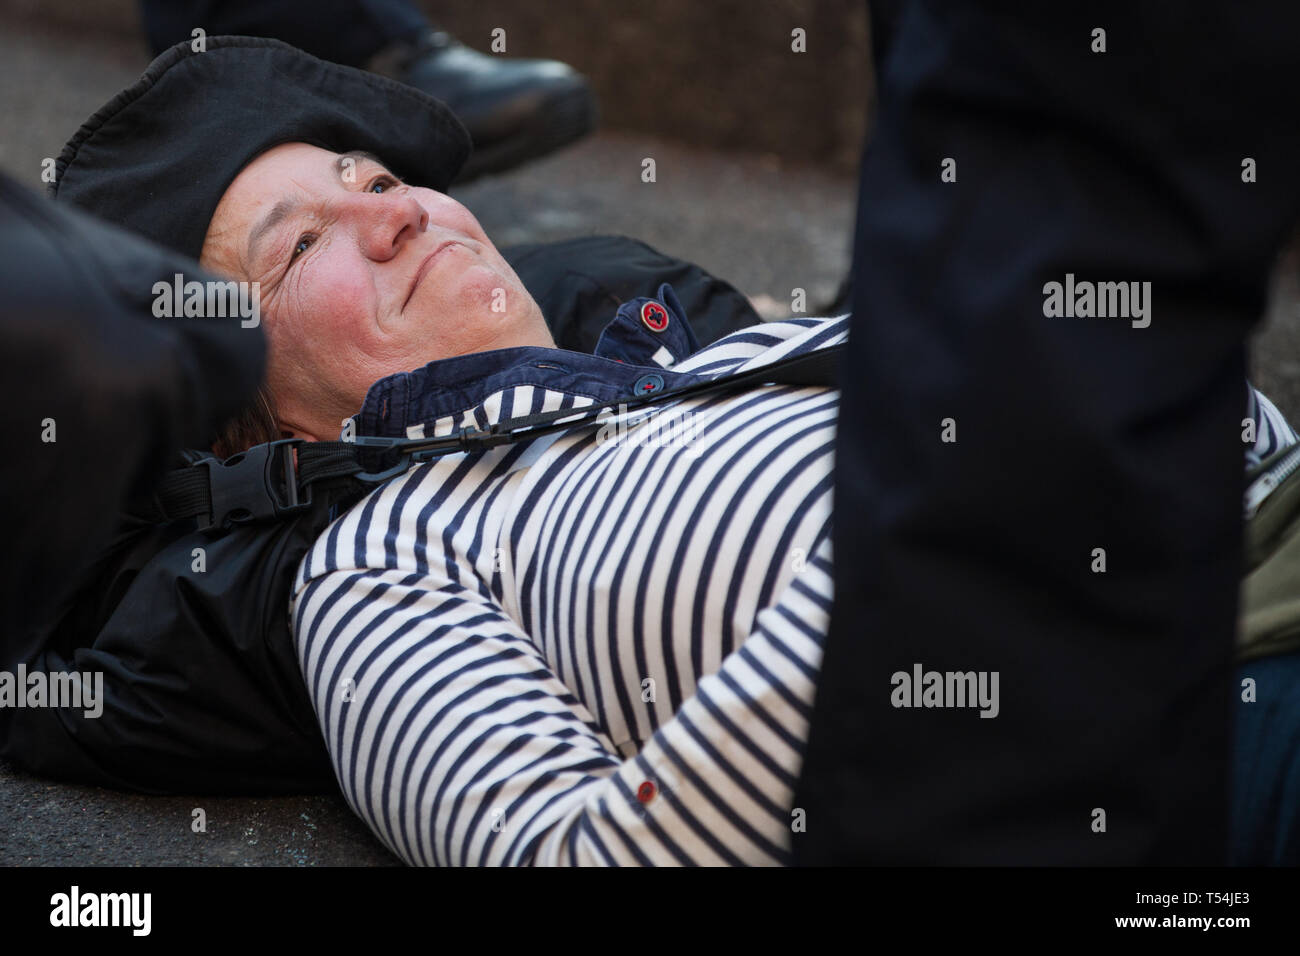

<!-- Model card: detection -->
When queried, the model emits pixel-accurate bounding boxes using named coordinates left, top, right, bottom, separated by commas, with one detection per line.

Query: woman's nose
left=345, top=192, right=429, bottom=260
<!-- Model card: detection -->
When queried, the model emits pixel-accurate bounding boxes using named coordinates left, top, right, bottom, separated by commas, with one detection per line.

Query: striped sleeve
left=291, top=533, right=832, bottom=866
left=672, top=315, right=847, bottom=378
left=1246, top=382, right=1298, bottom=469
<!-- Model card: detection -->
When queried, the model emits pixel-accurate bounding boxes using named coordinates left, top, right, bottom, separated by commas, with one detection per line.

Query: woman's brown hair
left=211, top=387, right=282, bottom=459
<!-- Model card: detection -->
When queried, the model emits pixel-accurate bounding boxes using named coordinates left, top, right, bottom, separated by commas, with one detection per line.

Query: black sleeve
left=0, top=174, right=264, bottom=670
left=1, top=510, right=338, bottom=795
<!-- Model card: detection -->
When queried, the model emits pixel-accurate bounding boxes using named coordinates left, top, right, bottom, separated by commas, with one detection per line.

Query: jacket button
left=636, top=781, right=656, bottom=804
left=641, top=301, right=670, bottom=332
left=633, top=373, right=664, bottom=395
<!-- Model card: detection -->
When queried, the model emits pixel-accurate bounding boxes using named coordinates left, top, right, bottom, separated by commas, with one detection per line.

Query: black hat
left=51, top=35, right=471, bottom=261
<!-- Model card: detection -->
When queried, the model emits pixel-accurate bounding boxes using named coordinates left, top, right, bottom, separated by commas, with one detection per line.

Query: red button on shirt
left=636, top=781, right=656, bottom=804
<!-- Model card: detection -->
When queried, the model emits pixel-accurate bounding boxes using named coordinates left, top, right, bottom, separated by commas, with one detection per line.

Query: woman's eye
left=284, top=175, right=396, bottom=267
left=290, top=234, right=315, bottom=262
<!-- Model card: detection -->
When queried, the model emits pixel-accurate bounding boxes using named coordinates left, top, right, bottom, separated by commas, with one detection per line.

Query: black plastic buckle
left=200, top=439, right=311, bottom=531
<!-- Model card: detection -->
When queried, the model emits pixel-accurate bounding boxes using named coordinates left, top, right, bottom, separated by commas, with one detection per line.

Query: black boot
left=382, top=30, right=596, bottom=183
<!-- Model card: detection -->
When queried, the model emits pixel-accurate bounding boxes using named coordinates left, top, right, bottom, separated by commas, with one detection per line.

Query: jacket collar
left=354, top=283, right=706, bottom=438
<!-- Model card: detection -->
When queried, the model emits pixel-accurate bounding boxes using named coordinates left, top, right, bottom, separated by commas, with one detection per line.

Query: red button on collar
left=641, top=301, right=669, bottom=332
left=636, top=781, right=656, bottom=804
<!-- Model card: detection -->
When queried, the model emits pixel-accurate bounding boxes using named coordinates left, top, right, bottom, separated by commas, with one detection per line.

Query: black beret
left=51, top=35, right=471, bottom=261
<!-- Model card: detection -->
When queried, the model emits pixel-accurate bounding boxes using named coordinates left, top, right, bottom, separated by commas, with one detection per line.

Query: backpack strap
left=147, top=342, right=845, bottom=531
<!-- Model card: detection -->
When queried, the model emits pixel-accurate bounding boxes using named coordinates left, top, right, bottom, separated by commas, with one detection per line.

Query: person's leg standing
left=139, top=0, right=424, bottom=66
left=795, top=2, right=1300, bottom=864
left=137, top=0, right=595, bottom=181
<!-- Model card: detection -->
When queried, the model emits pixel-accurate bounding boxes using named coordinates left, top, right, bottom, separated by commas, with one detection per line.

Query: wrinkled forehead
left=216, top=143, right=386, bottom=223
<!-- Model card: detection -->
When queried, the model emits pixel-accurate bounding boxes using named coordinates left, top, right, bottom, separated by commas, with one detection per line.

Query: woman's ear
left=276, top=421, right=327, bottom=443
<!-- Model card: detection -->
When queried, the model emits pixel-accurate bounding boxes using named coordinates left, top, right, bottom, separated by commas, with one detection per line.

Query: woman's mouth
left=403, top=241, right=460, bottom=309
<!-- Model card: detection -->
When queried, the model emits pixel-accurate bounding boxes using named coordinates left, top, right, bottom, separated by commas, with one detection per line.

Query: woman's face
left=200, top=142, right=553, bottom=440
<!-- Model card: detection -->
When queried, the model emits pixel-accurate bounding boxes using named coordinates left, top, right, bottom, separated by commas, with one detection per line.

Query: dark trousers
left=1232, top=653, right=1300, bottom=865
left=139, top=0, right=429, bottom=66
left=795, top=2, right=1300, bottom=864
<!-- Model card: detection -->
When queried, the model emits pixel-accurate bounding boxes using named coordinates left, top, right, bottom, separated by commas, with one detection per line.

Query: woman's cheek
left=454, top=261, right=518, bottom=316
left=419, top=189, right=489, bottom=242
left=297, top=254, right=378, bottom=346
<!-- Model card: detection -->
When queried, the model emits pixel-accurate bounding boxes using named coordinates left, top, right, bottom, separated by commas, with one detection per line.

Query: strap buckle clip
left=200, top=438, right=311, bottom=531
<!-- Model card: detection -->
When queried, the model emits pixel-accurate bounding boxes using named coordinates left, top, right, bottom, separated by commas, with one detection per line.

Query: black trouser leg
left=795, top=1, right=1300, bottom=864
left=138, top=0, right=429, bottom=66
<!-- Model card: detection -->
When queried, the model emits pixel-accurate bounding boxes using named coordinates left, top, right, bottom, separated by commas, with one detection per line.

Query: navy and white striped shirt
left=291, top=285, right=1295, bottom=866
